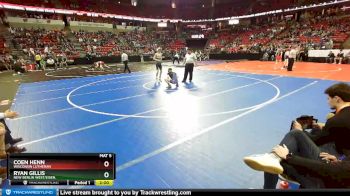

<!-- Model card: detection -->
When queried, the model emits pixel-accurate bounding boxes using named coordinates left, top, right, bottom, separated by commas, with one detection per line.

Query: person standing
left=153, top=48, right=163, bottom=81
left=182, top=49, right=196, bottom=83
left=275, top=50, right=282, bottom=64
left=283, top=49, right=289, bottom=69
left=121, top=51, right=131, bottom=73
left=288, top=47, right=297, bottom=71
left=173, top=51, right=180, bottom=65
left=35, top=53, right=42, bottom=70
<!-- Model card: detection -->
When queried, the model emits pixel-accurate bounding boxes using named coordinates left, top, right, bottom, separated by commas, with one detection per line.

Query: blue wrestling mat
left=6, top=68, right=340, bottom=188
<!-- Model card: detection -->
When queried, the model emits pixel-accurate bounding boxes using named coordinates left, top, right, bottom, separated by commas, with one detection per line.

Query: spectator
left=327, top=51, right=335, bottom=64
left=0, top=110, right=26, bottom=154
left=334, top=50, right=344, bottom=64
left=35, top=53, right=42, bottom=70
left=244, top=82, right=350, bottom=188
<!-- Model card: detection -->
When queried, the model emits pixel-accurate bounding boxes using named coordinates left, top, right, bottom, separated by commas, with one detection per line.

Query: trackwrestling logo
left=2, top=189, right=56, bottom=196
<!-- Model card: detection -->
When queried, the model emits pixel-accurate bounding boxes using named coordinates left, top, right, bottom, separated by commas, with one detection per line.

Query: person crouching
left=164, top=68, right=179, bottom=89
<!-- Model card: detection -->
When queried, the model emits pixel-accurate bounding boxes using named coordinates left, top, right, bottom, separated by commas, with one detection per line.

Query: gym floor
left=1, top=60, right=349, bottom=188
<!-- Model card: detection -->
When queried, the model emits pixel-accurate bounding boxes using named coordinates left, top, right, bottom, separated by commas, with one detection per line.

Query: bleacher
left=168, top=40, right=186, bottom=51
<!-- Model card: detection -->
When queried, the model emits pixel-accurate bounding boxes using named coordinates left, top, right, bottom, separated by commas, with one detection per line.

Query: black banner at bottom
left=59, top=189, right=192, bottom=196
left=58, top=189, right=350, bottom=195
left=3, top=188, right=350, bottom=195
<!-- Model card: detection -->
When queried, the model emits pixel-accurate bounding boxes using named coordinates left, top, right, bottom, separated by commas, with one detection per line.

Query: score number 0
left=104, top=161, right=110, bottom=178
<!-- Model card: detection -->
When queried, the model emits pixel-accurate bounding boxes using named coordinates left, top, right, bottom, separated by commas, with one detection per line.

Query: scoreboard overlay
left=7, top=153, right=115, bottom=186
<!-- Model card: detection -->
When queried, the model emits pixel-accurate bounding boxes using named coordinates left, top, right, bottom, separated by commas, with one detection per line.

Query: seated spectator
left=327, top=51, right=335, bottom=64
left=57, top=53, right=68, bottom=69
left=86, top=52, right=93, bottom=61
left=13, top=58, right=26, bottom=73
left=273, top=143, right=349, bottom=188
left=262, top=52, right=269, bottom=61
left=0, top=123, right=6, bottom=156
left=0, top=122, right=7, bottom=177
left=244, top=82, right=350, bottom=188
left=40, top=58, right=46, bottom=70
left=335, top=50, right=344, bottom=64
left=46, top=56, right=56, bottom=69
left=345, top=52, right=350, bottom=64
left=0, top=110, right=26, bottom=154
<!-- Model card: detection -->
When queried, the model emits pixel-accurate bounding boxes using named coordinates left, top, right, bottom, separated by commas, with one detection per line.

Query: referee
left=287, top=47, right=297, bottom=71
left=182, top=49, right=197, bottom=83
